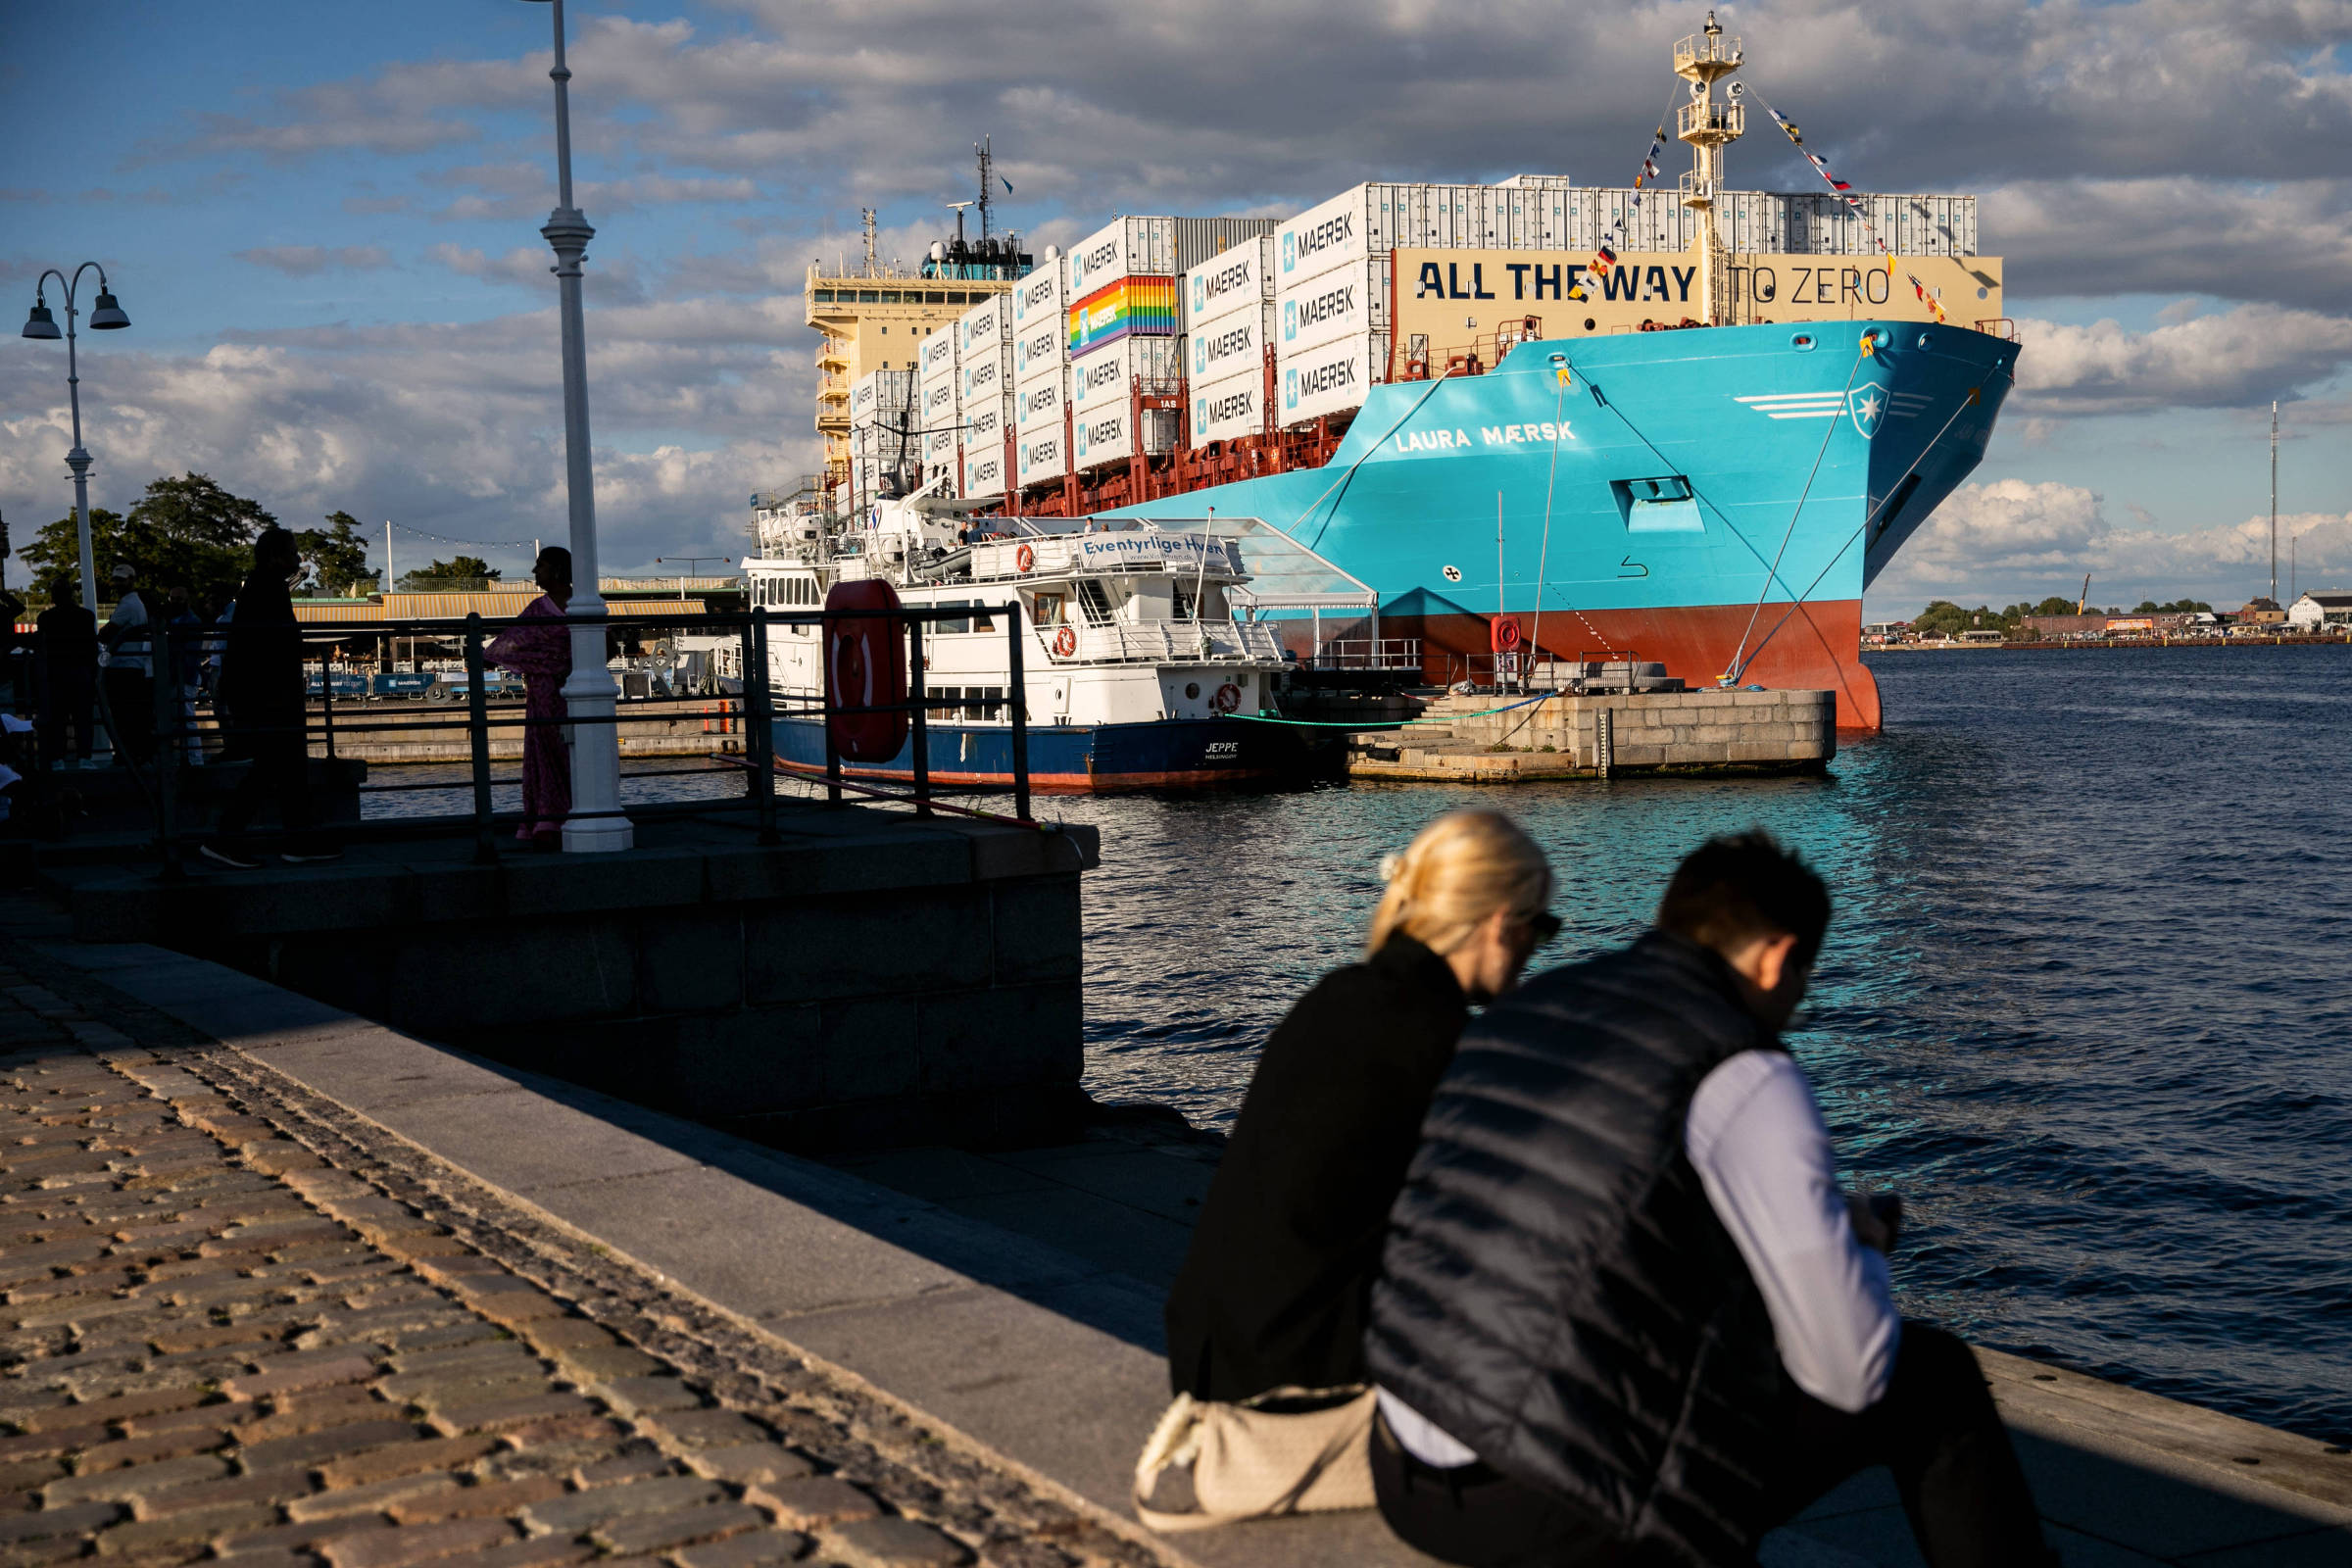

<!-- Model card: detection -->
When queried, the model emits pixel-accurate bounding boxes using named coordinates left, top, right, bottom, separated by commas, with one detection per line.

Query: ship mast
left=1674, top=12, right=1744, bottom=325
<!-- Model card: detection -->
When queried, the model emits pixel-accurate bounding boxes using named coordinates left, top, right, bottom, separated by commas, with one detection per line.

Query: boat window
left=970, top=603, right=996, bottom=633
left=1030, top=592, right=1064, bottom=625
left=936, top=601, right=972, bottom=634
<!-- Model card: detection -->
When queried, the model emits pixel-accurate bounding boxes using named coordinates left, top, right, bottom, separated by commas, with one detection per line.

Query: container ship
left=806, top=16, right=2017, bottom=730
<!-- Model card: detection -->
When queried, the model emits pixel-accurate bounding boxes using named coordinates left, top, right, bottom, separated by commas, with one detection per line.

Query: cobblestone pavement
left=0, top=940, right=1169, bottom=1568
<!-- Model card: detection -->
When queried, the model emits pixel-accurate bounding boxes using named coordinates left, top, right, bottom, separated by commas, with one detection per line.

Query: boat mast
left=1675, top=12, right=1744, bottom=326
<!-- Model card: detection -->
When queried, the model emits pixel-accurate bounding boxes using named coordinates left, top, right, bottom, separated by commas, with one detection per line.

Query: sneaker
left=200, top=842, right=266, bottom=871
left=280, top=847, right=344, bottom=865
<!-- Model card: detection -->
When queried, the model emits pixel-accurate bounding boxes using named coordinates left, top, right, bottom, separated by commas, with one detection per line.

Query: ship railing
left=42, top=603, right=1041, bottom=878
left=1974, top=318, right=2019, bottom=342
left=1045, top=619, right=1282, bottom=665
left=1306, top=637, right=1423, bottom=672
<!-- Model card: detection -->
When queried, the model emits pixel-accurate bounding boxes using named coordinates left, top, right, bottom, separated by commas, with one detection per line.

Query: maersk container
left=1279, top=263, right=1375, bottom=358
left=1278, top=185, right=1371, bottom=290
left=1182, top=234, right=1276, bottom=332
left=1190, top=368, right=1265, bottom=445
left=963, top=443, right=1008, bottom=502
left=1014, top=368, right=1066, bottom=436
left=1188, top=301, right=1271, bottom=386
left=960, top=345, right=1012, bottom=406
left=1173, top=217, right=1279, bottom=277
left=1070, top=337, right=1181, bottom=416
left=960, top=391, right=1011, bottom=464
left=1071, top=402, right=1177, bottom=471
left=1013, top=317, right=1065, bottom=384
left=918, top=329, right=956, bottom=379
left=848, top=368, right=915, bottom=428
left=1066, top=216, right=1177, bottom=297
left=1016, top=427, right=1067, bottom=488
left=957, top=294, right=1010, bottom=356
left=1012, top=254, right=1066, bottom=335
left=1278, top=328, right=1382, bottom=426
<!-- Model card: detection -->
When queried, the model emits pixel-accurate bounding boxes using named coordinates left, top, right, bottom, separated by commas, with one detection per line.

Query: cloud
left=233, top=245, right=394, bottom=277
left=424, top=243, right=647, bottom=305
left=1870, top=479, right=2352, bottom=609
left=1986, top=178, right=2352, bottom=309
left=2014, top=305, right=2352, bottom=414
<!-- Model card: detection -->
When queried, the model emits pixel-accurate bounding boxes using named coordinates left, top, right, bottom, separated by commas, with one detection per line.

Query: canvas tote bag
left=1132, top=1386, right=1377, bottom=1532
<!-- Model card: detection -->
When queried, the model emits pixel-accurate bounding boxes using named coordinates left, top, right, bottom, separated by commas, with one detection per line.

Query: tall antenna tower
left=1674, top=11, right=1744, bottom=326
left=860, top=209, right=878, bottom=275
left=2269, top=400, right=2279, bottom=603
left=974, top=137, right=995, bottom=242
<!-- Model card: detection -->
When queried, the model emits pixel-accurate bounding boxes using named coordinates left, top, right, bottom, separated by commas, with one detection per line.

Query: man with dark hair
left=1366, top=831, right=2050, bottom=1567
left=34, top=579, right=99, bottom=769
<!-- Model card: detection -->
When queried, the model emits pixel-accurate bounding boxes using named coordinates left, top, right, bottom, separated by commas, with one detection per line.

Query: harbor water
left=366, top=646, right=2352, bottom=1443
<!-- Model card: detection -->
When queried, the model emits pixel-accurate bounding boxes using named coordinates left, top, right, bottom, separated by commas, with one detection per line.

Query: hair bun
left=1377, top=851, right=1405, bottom=885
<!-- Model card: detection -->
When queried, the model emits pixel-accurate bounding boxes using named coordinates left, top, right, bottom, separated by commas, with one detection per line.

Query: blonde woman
left=1140, top=809, right=1556, bottom=1532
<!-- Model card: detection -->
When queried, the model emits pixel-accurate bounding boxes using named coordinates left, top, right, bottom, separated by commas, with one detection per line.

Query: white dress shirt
left=1381, top=1048, right=1900, bottom=1466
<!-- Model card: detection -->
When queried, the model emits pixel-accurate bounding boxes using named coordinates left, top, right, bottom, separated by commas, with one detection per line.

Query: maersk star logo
left=1283, top=300, right=1297, bottom=341
left=1192, top=276, right=1203, bottom=314
left=1284, top=368, right=1298, bottom=410
left=1848, top=383, right=1887, bottom=439
left=1281, top=232, right=1296, bottom=272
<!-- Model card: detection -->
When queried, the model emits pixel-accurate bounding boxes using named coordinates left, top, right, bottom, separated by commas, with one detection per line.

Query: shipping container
left=1279, top=329, right=1382, bottom=425
left=1066, top=216, right=1177, bottom=297
left=1016, top=427, right=1067, bottom=488
left=1013, top=317, right=1064, bottom=383
left=1067, top=275, right=1178, bottom=358
left=963, top=444, right=1008, bottom=502
left=1190, top=368, right=1266, bottom=445
left=1277, top=184, right=1371, bottom=289
left=959, top=344, right=1012, bottom=406
left=957, top=293, right=1010, bottom=357
left=1014, top=367, right=1066, bottom=437
left=1279, top=263, right=1375, bottom=357
left=1071, top=403, right=1180, bottom=471
left=1187, top=301, right=1272, bottom=386
left=847, top=368, right=915, bottom=428
left=1070, top=336, right=1181, bottom=416
left=1174, top=217, right=1279, bottom=277
left=1011, top=254, right=1067, bottom=335
left=960, top=392, right=1011, bottom=452
left=917, top=328, right=957, bottom=379
left=1183, top=234, right=1277, bottom=330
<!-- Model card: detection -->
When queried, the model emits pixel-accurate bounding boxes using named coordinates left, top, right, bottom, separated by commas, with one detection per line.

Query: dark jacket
left=1365, top=932, right=1786, bottom=1567
left=1165, top=934, right=1467, bottom=1401
left=34, top=604, right=98, bottom=687
left=220, top=572, right=303, bottom=728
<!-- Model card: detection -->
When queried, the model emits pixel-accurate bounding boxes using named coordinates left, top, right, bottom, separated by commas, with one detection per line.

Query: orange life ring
left=1015, top=543, right=1036, bottom=572
left=1211, top=682, right=1243, bottom=714
left=1492, top=616, right=1523, bottom=652
left=1052, top=625, right=1078, bottom=659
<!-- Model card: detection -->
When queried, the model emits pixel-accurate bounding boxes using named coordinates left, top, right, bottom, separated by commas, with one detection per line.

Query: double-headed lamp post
left=521, top=0, right=630, bottom=852
left=20, top=264, right=130, bottom=618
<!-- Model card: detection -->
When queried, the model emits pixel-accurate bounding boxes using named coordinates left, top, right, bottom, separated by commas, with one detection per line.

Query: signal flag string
left=1571, top=86, right=1685, bottom=303
left=1746, top=85, right=1947, bottom=323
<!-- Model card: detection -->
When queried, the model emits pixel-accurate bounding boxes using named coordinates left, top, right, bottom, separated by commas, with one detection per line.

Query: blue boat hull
left=1121, top=320, right=2017, bottom=726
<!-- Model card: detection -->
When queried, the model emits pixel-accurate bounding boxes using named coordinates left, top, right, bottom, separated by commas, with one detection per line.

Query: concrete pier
left=1348, top=688, right=1836, bottom=782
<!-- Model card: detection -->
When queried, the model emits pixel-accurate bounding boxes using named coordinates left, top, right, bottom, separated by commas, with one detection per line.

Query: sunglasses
left=1524, top=911, right=1563, bottom=946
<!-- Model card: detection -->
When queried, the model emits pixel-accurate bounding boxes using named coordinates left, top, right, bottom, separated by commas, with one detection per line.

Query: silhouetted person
left=98, top=562, right=155, bottom=764
left=205, top=529, right=339, bottom=869
left=35, top=579, right=99, bottom=770
left=487, top=547, right=574, bottom=851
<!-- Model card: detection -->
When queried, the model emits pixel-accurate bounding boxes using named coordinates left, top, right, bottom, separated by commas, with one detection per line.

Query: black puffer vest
left=1365, top=932, right=1786, bottom=1566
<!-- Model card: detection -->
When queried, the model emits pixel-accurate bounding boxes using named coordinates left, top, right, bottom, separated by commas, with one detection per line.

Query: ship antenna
left=975, top=136, right=994, bottom=243
left=860, top=208, right=877, bottom=276
left=1673, top=14, right=1744, bottom=324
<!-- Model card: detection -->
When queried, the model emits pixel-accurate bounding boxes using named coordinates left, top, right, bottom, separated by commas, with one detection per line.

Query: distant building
left=2238, top=596, right=2287, bottom=625
left=2019, top=612, right=2196, bottom=640
left=2286, top=591, right=2352, bottom=630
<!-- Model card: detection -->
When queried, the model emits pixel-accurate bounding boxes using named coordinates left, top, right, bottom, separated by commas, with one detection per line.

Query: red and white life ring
left=1015, top=543, right=1036, bottom=572
left=823, top=577, right=908, bottom=761
left=1052, top=625, right=1078, bottom=659
left=1211, top=682, right=1244, bottom=714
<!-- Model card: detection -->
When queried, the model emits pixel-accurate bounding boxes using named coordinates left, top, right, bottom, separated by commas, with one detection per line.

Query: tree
left=1910, top=600, right=1988, bottom=638
left=296, top=512, right=374, bottom=597
left=396, top=556, right=500, bottom=591
left=20, top=472, right=273, bottom=607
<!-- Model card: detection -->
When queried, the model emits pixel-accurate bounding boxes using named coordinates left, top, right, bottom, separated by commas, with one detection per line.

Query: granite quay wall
left=43, top=815, right=1099, bottom=1156
left=1452, top=689, right=1836, bottom=767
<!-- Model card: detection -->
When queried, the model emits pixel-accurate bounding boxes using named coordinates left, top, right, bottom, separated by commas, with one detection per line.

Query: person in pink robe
left=487, top=547, right=573, bottom=850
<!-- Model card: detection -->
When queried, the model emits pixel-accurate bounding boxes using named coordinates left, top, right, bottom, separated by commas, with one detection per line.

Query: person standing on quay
left=34, top=578, right=99, bottom=770
left=204, top=528, right=339, bottom=869
left=489, top=547, right=574, bottom=851
left=1138, top=809, right=1557, bottom=1531
left=1366, top=832, right=2052, bottom=1567
left=97, top=562, right=155, bottom=764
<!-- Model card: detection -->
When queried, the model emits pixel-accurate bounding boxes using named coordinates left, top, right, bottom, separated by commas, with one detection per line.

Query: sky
left=2, top=0, right=2349, bottom=617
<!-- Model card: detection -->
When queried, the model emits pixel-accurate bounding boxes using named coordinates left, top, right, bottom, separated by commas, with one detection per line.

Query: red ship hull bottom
left=1358, top=599, right=1882, bottom=731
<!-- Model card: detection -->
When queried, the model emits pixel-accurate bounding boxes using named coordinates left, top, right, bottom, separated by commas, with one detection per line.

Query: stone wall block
left=666, top=1006, right=824, bottom=1119
left=636, top=911, right=746, bottom=1015
left=390, top=917, right=638, bottom=1033
left=819, top=998, right=921, bottom=1102
left=917, top=984, right=1083, bottom=1095
left=991, top=876, right=1083, bottom=985
left=744, top=888, right=991, bottom=1004
left=504, top=849, right=708, bottom=918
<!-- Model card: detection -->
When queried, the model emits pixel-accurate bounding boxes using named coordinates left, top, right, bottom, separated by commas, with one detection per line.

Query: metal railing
left=1305, top=637, right=1423, bottom=671
left=1043, top=619, right=1284, bottom=664
left=11, top=602, right=1040, bottom=878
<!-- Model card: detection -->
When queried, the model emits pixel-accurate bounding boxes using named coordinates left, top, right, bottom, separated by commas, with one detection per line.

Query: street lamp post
left=521, top=0, right=631, bottom=852
left=20, top=264, right=130, bottom=620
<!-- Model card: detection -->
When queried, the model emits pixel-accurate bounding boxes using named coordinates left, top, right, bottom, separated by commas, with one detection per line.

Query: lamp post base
left=562, top=815, right=636, bottom=854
